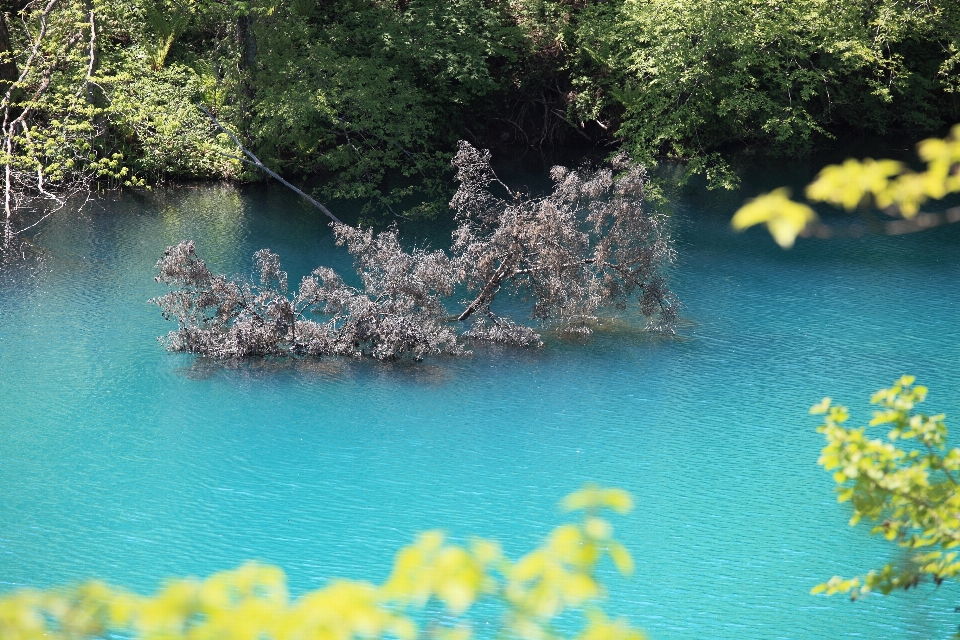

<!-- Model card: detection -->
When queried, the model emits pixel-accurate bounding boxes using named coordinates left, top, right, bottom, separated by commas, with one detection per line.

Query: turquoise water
left=2, top=180, right=960, bottom=638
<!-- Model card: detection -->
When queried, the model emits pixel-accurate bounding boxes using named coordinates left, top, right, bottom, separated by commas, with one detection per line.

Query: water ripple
left=1, top=185, right=960, bottom=638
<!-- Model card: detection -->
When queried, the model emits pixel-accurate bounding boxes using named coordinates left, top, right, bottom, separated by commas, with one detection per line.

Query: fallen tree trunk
left=199, top=104, right=342, bottom=225
left=151, top=139, right=679, bottom=360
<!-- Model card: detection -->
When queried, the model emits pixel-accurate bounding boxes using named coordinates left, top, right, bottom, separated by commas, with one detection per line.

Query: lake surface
left=2, top=173, right=960, bottom=639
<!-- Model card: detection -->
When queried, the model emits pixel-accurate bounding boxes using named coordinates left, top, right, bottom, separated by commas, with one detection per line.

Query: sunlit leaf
left=731, top=188, right=817, bottom=248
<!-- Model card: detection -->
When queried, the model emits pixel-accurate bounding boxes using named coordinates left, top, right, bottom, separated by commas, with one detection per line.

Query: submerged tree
left=451, top=141, right=678, bottom=341
left=151, top=142, right=678, bottom=361
left=294, top=224, right=464, bottom=361
left=151, top=227, right=462, bottom=361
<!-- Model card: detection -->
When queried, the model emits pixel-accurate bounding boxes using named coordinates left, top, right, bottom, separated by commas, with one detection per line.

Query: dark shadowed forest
left=0, top=0, right=957, bottom=237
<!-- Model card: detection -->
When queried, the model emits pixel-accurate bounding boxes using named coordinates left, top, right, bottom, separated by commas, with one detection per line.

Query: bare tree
left=152, top=240, right=299, bottom=358
left=0, top=0, right=103, bottom=254
left=152, top=142, right=678, bottom=361
left=450, top=141, right=678, bottom=339
left=292, top=223, right=463, bottom=360
left=151, top=225, right=463, bottom=361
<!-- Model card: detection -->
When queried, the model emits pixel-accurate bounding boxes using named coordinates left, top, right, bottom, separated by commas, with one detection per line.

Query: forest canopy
left=0, top=0, right=957, bottom=237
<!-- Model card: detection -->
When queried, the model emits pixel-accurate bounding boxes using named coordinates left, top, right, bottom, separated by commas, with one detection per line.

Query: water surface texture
left=2, top=181, right=960, bottom=639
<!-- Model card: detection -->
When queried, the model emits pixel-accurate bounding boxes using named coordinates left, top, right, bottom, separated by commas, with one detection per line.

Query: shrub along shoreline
left=0, top=0, right=957, bottom=234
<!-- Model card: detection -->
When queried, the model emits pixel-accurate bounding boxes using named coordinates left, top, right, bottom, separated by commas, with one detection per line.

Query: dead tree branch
left=152, top=141, right=678, bottom=360
left=198, top=103, right=342, bottom=224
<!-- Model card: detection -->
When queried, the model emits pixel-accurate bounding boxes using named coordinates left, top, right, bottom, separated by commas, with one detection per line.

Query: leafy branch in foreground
left=731, top=124, right=960, bottom=248
left=811, top=376, right=960, bottom=601
left=151, top=142, right=677, bottom=361
left=0, top=485, right=645, bottom=640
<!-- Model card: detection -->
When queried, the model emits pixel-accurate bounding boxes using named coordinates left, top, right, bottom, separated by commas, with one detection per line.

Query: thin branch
left=550, top=108, right=591, bottom=141
left=921, top=440, right=959, bottom=488
left=198, top=104, right=342, bottom=224
left=13, top=207, right=54, bottom=234
left=2, top=0, right=57, bottom=115
left=885, top=207, right=960, bottom=235
left=85, top=9, right=95, bottom=80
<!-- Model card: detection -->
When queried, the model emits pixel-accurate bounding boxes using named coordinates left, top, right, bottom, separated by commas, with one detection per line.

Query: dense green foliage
left=2, top=0, right=958, bottom=226
left=0, top=485, right=645, bottom=640
left=238, top=0, right=526, bottom=211
left=0, top=0, right=238, bottom=244
left=565, top=0, right=960, bottom=186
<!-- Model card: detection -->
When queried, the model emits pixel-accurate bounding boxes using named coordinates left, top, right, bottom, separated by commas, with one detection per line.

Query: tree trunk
left=83, top=1, right=99, bottom=105
left=236, top=12, right=256, bottom=118
left=457, top=249, right=519, bottom=322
